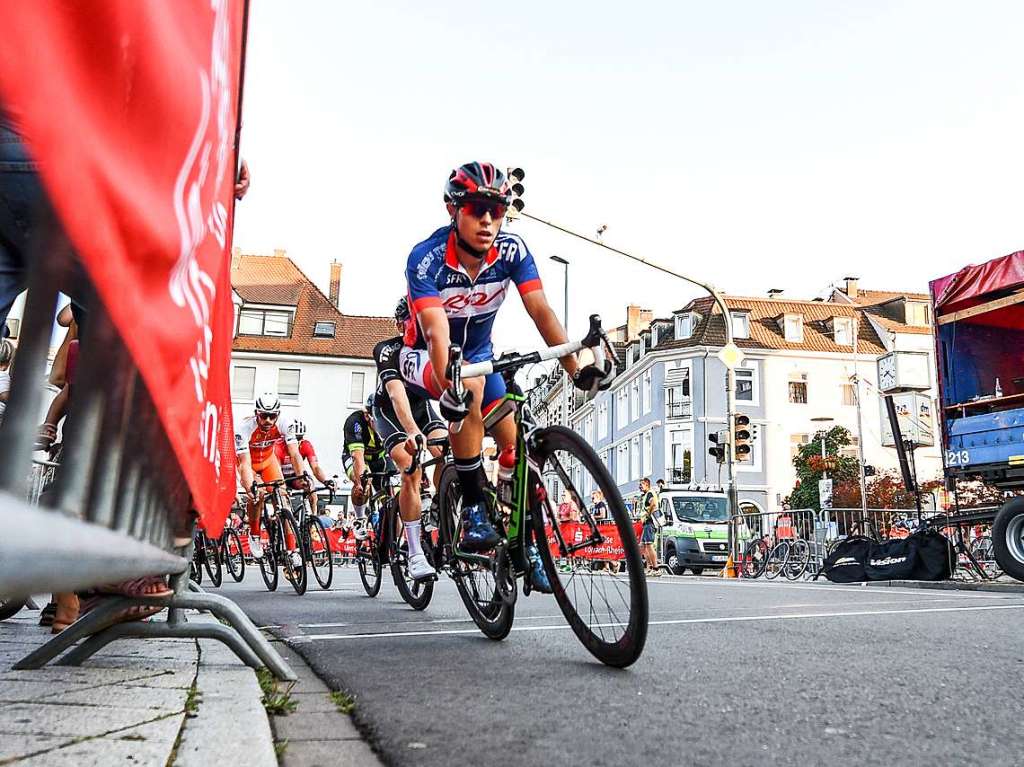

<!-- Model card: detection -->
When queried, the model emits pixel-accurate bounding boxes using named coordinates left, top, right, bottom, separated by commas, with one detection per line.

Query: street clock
left=876, top=351, right=930, bottom=393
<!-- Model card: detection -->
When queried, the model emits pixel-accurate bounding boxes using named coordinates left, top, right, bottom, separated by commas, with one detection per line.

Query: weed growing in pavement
left=330, top=690, right=356, bottom=715
left=256, top=667, right=298, bottom=716
left=184, top=686, right=202, bottom=717
left=274, top=740, right=289, bottom=758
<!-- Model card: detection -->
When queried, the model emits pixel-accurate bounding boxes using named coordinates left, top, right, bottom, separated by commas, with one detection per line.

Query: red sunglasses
left=256, top=411, right=279, bottom=421
left=460, top=200, right=507, bottom=220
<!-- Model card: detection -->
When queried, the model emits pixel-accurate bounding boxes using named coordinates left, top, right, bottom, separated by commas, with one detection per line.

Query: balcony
left=666, top=400, right=692, bottom=419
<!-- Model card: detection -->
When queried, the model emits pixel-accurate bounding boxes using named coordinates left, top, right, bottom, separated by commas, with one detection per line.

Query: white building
left=230, top=250, right=393, bottom=493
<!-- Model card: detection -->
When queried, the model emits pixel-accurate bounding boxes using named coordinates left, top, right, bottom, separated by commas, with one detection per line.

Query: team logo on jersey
left=416, top=252, right=434, bottom=280
left=497, top=240, right=519, bottom=260
left=402, top=350, right=422, bottom=381
left=445, top=272, right=464, bottom=286
left=443, top=288, right=506, bottom=312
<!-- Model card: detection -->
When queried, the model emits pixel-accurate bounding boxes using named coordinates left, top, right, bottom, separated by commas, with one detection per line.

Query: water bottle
left=995, top=377, right=1003, bottom=398
left=497, top=445, right=516, bottom=504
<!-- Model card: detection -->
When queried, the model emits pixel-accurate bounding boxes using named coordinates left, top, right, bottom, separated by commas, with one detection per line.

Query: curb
left=863, top=579, right=1024, bottom=594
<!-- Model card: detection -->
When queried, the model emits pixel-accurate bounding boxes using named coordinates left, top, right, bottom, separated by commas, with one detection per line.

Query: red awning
left=930, top=250, right=1024, bottom=315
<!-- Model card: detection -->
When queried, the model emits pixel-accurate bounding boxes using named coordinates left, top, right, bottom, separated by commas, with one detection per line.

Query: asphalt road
left=222, top=566, right=1024, bottom=767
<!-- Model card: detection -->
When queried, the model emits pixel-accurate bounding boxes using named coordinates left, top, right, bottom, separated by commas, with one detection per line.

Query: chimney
left=231, top=246, right=242, bottom=271
left=625, top=305, right=654, bottom=341
left=329, top=261, right=342, bottom=309
left=274, top=248, right=287, bottom=259
left=843, top=276, right=859, bottom=299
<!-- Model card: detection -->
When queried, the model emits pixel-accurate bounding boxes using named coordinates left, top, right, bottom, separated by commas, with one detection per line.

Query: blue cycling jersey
left=404, top=225, right=542, bottom=363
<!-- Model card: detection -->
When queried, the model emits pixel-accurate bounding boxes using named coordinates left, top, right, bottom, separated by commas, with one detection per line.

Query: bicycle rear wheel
left=280, top=510, right=307, bottom=595
left=390, top=517, right=434, bottom=611
left=528, top=426, right=648, bottom=668
left=259, top=529, right=278, bottom=592
left=306, top=516, right=334, bottom=590
left=784, top=539, right=809, bottom=580
left=202, top=534, right=222, bottom=587
left=437, top=465, right=514, bottom=640
left=742, top=538, right=769, bottom=578
left=356, top=534, right=382, bottom=597
left=224, top=529, right=245, bottom=582
left=764, top=541, right=790, bottom=580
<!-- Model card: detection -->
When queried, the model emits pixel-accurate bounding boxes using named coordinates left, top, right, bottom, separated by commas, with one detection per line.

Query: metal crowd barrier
left=728, top=509, right=823, bottom=578
left=0, top=237, right=293, bottom=679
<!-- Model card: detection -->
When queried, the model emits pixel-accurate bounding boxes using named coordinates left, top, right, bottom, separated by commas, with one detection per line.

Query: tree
left=785, top=427, right=860, bottom=511
left=831, top=471, right=943, bottom=509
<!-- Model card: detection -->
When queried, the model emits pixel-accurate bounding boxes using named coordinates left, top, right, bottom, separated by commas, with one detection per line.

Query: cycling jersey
left=234, top=414, right=297, bottom=465
left=342, top=409, right=385, bottom=462
left=274, top=438, right=316, bottom=478
left=404, top=225, right=542, bottom=364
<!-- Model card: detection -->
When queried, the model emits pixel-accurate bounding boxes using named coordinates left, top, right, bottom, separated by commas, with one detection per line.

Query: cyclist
left=343, top=395, right=387, bottom=538
left=371, top=297, right=448, bottom=581
left=275, top=418, right=336, bottom=517
left=234, top=392, right=304, bottom=569
left=400, top=161, right=613, bottom=588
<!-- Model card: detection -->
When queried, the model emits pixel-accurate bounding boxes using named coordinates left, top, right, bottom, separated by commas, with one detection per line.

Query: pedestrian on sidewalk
left=639, top=478, right=660, bottom=576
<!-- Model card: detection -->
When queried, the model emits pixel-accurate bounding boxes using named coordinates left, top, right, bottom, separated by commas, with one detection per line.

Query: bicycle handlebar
left=404, top=434, right=425, bottom=476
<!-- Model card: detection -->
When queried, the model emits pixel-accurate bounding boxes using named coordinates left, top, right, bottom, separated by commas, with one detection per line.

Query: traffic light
left=506, top=167, right=525, bottom=217
left=733, top=414, right=751, bottom=461
left=708, top=430, right=727, bottom=464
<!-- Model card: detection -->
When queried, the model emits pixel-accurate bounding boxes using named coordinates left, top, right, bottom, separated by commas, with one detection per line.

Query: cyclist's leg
left=262, top=457, right=297, bottom=552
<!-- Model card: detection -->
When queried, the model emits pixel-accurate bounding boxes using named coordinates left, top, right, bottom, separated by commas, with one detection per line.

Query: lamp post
left=811, top=416, right=835, bottom=511
left=550, top=255, right=570, bottom=427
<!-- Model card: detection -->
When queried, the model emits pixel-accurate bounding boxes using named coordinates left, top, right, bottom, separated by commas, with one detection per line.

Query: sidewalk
left=0, top=607, right=383, bottom=766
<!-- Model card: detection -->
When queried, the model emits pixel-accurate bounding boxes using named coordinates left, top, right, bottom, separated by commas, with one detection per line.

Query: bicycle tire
left=224, top=529, right=245, bottom=582
left=190, top=547, right=203, bottom=585
left=259, top=531, right=278, bottom=592
left=743, top=538, right=769, bottom=579
left=764, top=541, right=790, bottom=580
left=390, top=516, right=434, bottom=611
left=357, top=534, right=382, bottom=597
left=306, top=516, right=334, bottom=590
left=528, top=425, right=648, bottom=667
left=437, top=464, right=513, bottom=640
left=280, top=509, right=307, bottom=595
left=0, top=599, right=26, bottom=621
left=784, top=539, right=810, bottom=581
left=202, top=534, right=222, bottom=587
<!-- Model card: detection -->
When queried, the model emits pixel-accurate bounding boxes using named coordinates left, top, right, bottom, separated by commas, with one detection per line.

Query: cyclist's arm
left=350, top=447, right=367, bottom=480
left=285, top=441, right=304, bottom=476
left=307, top=454, right=329, bottom=484
left=417, top=305, right=452, bottom=392
left=521, top=290, right=579, bottom=377
left=384, top=379, right=422, bottom=439
left=236, top=451, right=255, bottom=499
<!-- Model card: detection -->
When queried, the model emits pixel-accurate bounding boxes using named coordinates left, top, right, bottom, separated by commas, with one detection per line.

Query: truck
left=655, top=485, right=731, bottom=575
left=932, top=251, right=1024, bottom=581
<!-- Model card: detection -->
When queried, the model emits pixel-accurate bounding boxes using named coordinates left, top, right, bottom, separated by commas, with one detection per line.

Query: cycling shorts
left=371, top=401, right=445, bottom=455
left=398, top=346, right=507, bottom=414
left=252, top=454, right=284, bottom=485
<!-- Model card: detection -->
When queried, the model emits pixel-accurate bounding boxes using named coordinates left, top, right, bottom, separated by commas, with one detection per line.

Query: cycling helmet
left=395, top=296, right=410, bottom=323
left=291, top=419, right=307, bottom=439
left=444, top=162, right=511, bottom=206
left=0, top=339, right=13, bottom=367
left=254, top=392, right=281, bottom=414
left=365, top=394, right=375, bottom=410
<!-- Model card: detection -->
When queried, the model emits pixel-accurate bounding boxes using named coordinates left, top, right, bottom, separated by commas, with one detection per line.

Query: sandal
left=96, top=575, right=173, bottom=600
left=79, top=593, right=162, bottom=627
left=34, top=423, right=57, bottom=451
left=38, top=600, right=57, bottom=627
left=51, top=593, right=80, bottom=634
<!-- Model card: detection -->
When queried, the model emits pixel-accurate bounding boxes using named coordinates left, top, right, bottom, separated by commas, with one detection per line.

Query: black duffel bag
left=822, top=536, right=873, bottom=583
left=907, top=528, right=955, bottom=580
left=823, top=529, right=956, bottom=583
left=863, top=536, right=917, bottom=580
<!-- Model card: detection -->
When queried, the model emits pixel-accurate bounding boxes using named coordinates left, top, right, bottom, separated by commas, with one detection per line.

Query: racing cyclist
left=343, top=395, right=387, bottom=538
left=371, top=297, right=448, bottom=580
left=274, top=418, right=336, bottom=518
left=400, top=161, right=613, bottom=591
left=235, top=392, right=305, bottom=569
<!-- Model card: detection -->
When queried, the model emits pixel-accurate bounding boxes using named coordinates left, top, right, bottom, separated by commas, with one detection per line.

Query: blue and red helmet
left=444, top=162, right=512, bottom=206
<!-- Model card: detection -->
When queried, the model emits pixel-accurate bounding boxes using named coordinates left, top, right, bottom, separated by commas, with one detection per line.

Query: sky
left=233, top=0, right=1024, bottom=354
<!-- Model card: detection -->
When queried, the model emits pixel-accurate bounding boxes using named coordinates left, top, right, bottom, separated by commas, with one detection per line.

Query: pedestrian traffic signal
left=733, top=414, right=751, bottom=461
left=507, top=167, right=525, bottom=216
left=708, top=431, right=727, bottom=464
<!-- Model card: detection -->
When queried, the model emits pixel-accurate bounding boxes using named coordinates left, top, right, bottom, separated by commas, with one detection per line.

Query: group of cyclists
left=233, top=160, right=615, bottom=592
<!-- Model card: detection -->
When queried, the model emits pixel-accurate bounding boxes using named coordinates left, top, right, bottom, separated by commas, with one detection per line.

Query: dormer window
left=783, top=313, right=804, bottom=343
left=238, top=305, right=294, bottom=337
left=313, top=321, right=336, bottom=338
left=833, top=317, right=853, bottom=346
left=675, top=312, right=697, bottom=340
left=731, top=311, right=750, bottom=340
left=905, top=301, right=931, bottom=326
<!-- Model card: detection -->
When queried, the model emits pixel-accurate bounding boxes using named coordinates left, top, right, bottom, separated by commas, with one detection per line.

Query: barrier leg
left=13, top=598, right=136, bottom=669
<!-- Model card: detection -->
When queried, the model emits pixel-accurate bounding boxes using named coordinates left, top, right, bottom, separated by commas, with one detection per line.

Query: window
left=232, top=366, right=255, bottom=401
left=906, top=302, right=931, bottom=326
left=629, top=378, right=640, bottom=421
left=630, top=436, right=641, bottom=480
left=313, top=321, right=336, bottom=338
left=349, top=371, right=366, bottom=404
left=790, top=433, right=810, bottom=459
left=237, top=308, right=293, bottom=337
left=783, top=313, right=803, bottom=343
left=278, top=368, right=300, bottom=401
left=788, top=372, right=808, bottom=404
left=598, top=401, right=609, bottom=439
left=833, top=317, right=853, bottom=346
left=642, top=431, right=653, bottom=477
left=642, top=370, right=652, bottom=414
left=841, top=379, right=857, bottom=406
left=736, top=368, right=754, bottom=402
left=675, top=313, right=694, bottom=340
left=666, top=368, right=691, bottom=419
left=584, top=413, right=595, bottom=445
left=616, top=388, right=628, bottom=429
left=616, top=443, right=629, bottom=484
left=669, top=430, right=693, bottom=484
left=731, top=312, right=750, bottom=339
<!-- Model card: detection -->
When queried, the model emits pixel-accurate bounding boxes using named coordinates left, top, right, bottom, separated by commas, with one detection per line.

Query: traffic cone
left=721, top=553, right=738, bottom=579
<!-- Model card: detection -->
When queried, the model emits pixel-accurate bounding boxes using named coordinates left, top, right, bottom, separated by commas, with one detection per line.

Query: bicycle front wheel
left=356, top=535, right=382, bottom=597
left=280, top=510, right=308, bottom=595
left=528, top=425, right=648, bottom=668
left=784, top=539, right=809, bottom=580
left=259, top=531, right=278, bottom=592
left=743, top=538, right=769, bottom=579
left=224, top=530, right=245, bottom=582
left=764, top=541, right=790, bottom=580
left=202, top=534, right=222, bottom=587
left=390, top=517, right=434, bottom=611
left=306, top=517, right=334, bottom=590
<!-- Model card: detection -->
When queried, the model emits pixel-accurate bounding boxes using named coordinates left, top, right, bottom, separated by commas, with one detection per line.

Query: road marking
left=285, top=603, right=1024, bottom=642
left=645, top=578, right=1012, bottom=599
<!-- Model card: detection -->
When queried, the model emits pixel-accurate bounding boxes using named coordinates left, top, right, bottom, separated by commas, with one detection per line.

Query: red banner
left=0, top=1, right=247, bottom=535
left=546, top=522, right=642, bottom=561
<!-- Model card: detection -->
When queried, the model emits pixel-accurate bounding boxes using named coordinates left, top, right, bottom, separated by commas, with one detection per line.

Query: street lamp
left=550, top=255, right=570, bottom=427
left=811, top=416, right=834, bottom=509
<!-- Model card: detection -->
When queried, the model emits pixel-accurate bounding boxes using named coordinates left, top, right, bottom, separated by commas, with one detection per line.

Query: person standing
left=638, top=478, right=660, bottom=576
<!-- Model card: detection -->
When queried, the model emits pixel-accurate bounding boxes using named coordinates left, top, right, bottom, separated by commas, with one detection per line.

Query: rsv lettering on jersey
left=443, top=287, right=506, bottom=312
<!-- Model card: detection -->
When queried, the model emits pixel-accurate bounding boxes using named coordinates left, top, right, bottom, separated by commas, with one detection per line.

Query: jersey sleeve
left=508, top=236, right=542, bottom=297
left=301, top=440, right=317, bottom=461
left=278, top=415, right=298, bottom=445
left=234, top=418, right=253, bottom=454
left=273, top=439, right=286, bottom=463
left=343, top=413, right=365, bottom=454
left=374, top=339, right=402, bottom=387
left=406, top=247, right=442, bottom=312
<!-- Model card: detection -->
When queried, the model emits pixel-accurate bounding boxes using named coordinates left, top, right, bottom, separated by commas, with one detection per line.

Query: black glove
left=573, top=359, right=614, bottom=392
left=440, top=387, right=473, bottom=422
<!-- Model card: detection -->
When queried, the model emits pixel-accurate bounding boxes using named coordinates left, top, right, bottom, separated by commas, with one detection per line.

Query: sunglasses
left=460, top=200, right=507, bottom=220
left=256, top=411, right=279, bottom=421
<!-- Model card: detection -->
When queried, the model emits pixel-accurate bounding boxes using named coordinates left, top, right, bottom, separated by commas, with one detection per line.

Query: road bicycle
left=432, top=315, right=648, bottom=668
left=290, top=475, right=337, bottom=590
left=190, top=524, right=222, bottom=587
left=253, top=478, right=307, bottom=595
left=219, top=510, right=246, bottom=583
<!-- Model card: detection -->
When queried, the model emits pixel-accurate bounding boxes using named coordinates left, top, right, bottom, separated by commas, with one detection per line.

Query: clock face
left=878, top=354, right=897, bottom=391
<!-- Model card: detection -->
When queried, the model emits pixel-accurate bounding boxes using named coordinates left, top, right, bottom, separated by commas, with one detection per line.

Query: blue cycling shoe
left=527, top=544, right=553, bottom=594
left=459, top=502, right=501, bottom=552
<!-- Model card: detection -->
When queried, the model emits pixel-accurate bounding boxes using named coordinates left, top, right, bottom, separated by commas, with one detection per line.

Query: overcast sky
left=233, top=0, right=1024, bottom=352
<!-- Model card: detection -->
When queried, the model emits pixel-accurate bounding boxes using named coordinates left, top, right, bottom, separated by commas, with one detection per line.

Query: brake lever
left=404, top=435, right=425, bottom=476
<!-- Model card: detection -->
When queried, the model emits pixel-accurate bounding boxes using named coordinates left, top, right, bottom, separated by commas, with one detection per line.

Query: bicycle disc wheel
left=259, top=532, right=278, bottom=592
left=190, top=548, right=203, bottom=585
left=437, top=465, right=514, bottom=640
left=280, top=510, right=307, bottom=595
left=390, top=519, right=434, bottom=611
left=357, top=535, right=382, bottom=597
left=202, top=535, right=222, bottom=587
left=306, top=517, right=334, bottom=590
left=764, top=541, right=790, bottom=580
left=225, top=530, right=245, bottom=582
left=528, top=426, right=648, bottom=667
left=743, top=538, right=769, bottom=579
left=784, top=539, right=809, bottom=581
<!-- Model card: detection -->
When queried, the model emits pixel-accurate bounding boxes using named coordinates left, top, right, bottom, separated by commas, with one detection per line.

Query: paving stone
left=288, top=691, right=346, bottom=713
left=16, top=714, right=183, bottom=767
left=0, top=733, right=72, bottom=762
left=54, top=684, right=188, bottom=711
left=0, top=701, right=170, bottom=738
left=272, top=710, right=362, bottom=742
left=281, top=738, right=384, bottom=767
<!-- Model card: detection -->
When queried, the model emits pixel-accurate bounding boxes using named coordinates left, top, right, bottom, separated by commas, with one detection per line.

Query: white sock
left=404, top=520, right=422, bottom=558
left=353, top=503, right=366, bottom=520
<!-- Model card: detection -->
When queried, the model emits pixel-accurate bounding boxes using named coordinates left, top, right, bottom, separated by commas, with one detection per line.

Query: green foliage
left=330, top=690, right=356, bottom=715
left=786, top=426, right=860, bottom=511
left=256, top=667, right=298, bottom=716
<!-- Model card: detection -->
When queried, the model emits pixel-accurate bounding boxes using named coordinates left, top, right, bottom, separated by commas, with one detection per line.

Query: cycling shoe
left=459, top=502, right=500, bottom=552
